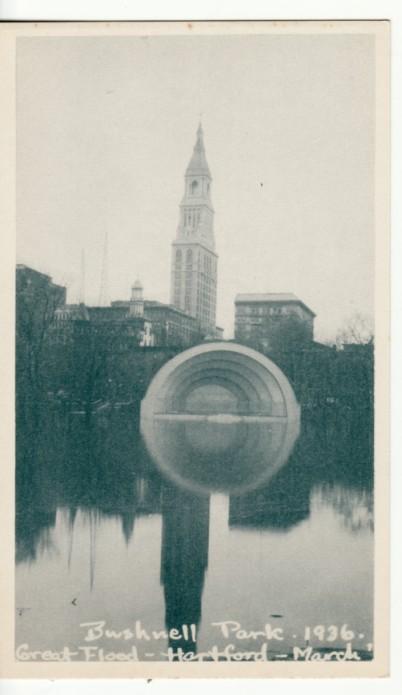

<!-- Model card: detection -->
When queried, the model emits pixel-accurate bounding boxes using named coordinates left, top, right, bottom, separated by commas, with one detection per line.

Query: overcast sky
left=16, top=32, right=375, bottom=341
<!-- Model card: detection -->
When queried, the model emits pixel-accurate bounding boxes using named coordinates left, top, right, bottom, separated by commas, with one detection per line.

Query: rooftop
left=235, top=293, right=316, bottom=317
left=17, top=264, right=51, bottom=281
left=144, top=300, right=199, bottom=321
left=112, top=299, right=200, bottom=322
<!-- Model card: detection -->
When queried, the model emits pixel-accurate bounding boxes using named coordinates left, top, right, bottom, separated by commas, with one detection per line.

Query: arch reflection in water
left=141, top=342, right=301, bottom=494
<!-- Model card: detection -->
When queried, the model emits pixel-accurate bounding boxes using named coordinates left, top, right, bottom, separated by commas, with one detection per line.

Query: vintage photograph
left=2, top=20, right=389, bottom=677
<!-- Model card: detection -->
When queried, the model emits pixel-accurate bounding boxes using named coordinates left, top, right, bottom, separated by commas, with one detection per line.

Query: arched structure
left=140, top=342, right=301, bottom=494
left=141, top=342, right=299, bottom=420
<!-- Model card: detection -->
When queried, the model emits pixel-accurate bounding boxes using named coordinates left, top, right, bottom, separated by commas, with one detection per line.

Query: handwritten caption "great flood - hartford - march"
left=16, top=620, right=372, bottom=662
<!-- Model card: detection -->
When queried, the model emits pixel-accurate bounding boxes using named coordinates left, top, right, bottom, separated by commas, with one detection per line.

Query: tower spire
left=186, top=124, right=211, bottom=177
left=170, top=124, right=218, bottom=334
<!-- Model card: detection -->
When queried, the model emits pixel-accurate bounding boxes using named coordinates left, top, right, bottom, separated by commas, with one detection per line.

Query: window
left=191, top=180, right=198, bottom=194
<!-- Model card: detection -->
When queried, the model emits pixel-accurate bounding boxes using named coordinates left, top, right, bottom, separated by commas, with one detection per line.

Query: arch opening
left=183, top=382, right=246, bottom=415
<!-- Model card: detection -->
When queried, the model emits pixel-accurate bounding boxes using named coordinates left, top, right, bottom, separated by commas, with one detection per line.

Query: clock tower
left=170, top=124, right=218, bottom=334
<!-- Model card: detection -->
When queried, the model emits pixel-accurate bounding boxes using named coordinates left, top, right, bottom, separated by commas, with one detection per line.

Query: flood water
left=15, top=406, right=374, bottom=662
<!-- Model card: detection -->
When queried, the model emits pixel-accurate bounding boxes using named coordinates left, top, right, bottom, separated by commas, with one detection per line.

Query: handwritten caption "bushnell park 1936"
left=16, top=620, right=373, bottom=662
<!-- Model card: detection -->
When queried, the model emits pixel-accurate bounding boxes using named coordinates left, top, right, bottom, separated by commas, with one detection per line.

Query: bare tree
left=16, top=274, right=64, bottom=422
left=336, top=312, right=374, bottom=347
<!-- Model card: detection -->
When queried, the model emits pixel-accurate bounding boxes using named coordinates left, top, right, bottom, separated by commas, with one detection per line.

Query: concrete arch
left=155, top=351, right=284, bottom=414
left=141, top=342, right=299, bottom=420
left=140, top=342, right=301, bottom=495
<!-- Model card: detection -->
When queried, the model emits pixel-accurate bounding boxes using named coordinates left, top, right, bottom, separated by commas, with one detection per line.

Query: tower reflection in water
left=161, top=484, right=210, bottom=654
left=144, top=411, right=301, bottom=655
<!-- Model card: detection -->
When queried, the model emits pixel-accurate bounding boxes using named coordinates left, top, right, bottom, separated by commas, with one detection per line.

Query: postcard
left=0, top=19, right=390, bottom=678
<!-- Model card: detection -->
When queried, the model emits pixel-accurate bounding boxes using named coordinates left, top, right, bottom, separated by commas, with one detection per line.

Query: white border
left=0, top=0, right=396, bottom=20
left=0, top=1, right=399, bottom=693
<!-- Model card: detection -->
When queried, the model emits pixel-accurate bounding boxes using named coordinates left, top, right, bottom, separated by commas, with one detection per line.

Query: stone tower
left=170, top=124, right=218, bottom=334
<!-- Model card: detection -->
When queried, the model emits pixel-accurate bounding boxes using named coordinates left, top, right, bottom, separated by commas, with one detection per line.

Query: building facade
left=111, top=283, right=202, bottom=348
left=17, top=264, right=66, bottom=314
left=143, top=300, right=202, bottom=348
left=170, top=124, right=218, bottom=335
left=52, top=279, right=202, bottom=351
left=53, top=280, right=151, bottom=349
left=16, top=264, right=67, bottom=353
left=235, top=293, right=315, bottom=353
left=53, top=303, right=151, bottom=350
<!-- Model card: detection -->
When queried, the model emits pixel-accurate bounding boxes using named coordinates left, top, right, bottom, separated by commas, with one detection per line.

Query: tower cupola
left=130, top=279, right=144, bottom=317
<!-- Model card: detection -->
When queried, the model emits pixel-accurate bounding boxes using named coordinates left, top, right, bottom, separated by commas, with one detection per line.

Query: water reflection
left=15, top=405, right=374, bottom=660
left=141, top=416, right=299, bottom=495
left=311, top=485, right=374, bottom=533
left=161, top=485, right=210, bottom=653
